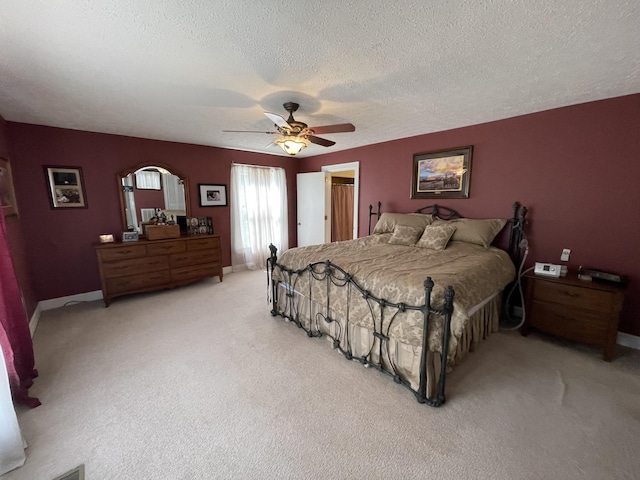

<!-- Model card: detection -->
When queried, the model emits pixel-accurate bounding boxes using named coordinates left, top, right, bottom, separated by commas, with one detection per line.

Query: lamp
left=275, top=136, right=309, bottom=155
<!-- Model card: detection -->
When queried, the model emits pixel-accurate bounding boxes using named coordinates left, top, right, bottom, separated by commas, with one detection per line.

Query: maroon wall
left=6, top=124, right=298, bottom=304
left=134, top=188, right=166, bottom=213
left=301, top=94, right=640, bottom=336
left=0, top=116, right=38, bottom=318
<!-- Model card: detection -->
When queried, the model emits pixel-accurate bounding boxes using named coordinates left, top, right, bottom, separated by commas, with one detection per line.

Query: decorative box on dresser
left=521, top=271, right=625, bottom=361
left=94, top=235, right=222, bottom=306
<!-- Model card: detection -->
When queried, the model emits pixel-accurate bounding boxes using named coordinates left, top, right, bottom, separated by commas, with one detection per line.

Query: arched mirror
left=117, top=162, right=190, bottom=236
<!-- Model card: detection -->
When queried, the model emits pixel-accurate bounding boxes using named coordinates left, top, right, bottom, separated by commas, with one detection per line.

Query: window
left=230, top=164, right=288, bottom=271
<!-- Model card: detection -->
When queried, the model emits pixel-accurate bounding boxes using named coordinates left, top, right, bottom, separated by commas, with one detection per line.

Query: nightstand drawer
left=529, top=301, right=608, bottom=345
left=522, top=271, right=625, bottom=361
left=531, top=280, right=612, bottom=313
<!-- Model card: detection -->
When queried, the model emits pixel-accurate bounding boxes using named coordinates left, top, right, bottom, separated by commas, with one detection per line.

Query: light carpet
left=3, top=270, right=640, bottom=479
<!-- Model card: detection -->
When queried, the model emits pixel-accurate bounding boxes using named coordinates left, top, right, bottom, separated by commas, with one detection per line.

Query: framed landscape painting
left=411, top=146, right=473, bottom=199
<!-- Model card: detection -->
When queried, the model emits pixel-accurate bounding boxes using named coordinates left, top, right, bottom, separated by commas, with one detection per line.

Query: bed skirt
left=275, top=283, right=501, bottom=401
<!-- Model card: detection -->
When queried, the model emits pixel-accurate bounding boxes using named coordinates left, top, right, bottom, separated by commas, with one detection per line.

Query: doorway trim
left=322, top=161, right=360, bottom=239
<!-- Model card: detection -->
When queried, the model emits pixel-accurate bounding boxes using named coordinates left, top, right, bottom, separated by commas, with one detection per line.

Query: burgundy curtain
left=0, top=212, right=39, bottom=408
left=331, top=184, right=354, bottom=242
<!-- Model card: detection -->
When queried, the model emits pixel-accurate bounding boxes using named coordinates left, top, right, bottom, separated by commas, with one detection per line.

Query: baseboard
left=38, top=290, right=104, bottom=311
left=29, top=290, right=103, bottom=338
left=617, top=332, right=640, bottom=351
left=29, top=303, right=42, bottom=338
left=27, top=271, right=234, bottom=338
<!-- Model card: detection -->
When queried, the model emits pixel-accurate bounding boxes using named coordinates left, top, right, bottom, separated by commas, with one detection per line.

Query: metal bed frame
left=267, top=202, right=527, bottom=407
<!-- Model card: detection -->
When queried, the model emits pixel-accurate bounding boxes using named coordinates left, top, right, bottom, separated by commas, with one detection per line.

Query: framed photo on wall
left=411, top=146, right=473, bottom=199
left=0, top=157, right=19, bottom=217
left=44, top=166, right=88, bottom=208
left=198, top=184, right=227, bottom=207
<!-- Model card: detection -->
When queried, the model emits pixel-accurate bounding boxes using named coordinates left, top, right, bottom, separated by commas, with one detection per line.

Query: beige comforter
left=272, top=234, right=515, bottom=355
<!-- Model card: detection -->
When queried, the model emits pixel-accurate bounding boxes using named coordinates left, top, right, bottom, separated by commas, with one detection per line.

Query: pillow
left=388, top=225, right=424, bottom=246
left=432, top=218, right=507, bottom=249
left=373, top=212, right=433, bottom=234
left=415, top=224, right=457, bottom=251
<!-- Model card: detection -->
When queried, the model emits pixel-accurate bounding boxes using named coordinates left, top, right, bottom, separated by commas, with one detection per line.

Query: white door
left=297, top=172, right=330, bottom=247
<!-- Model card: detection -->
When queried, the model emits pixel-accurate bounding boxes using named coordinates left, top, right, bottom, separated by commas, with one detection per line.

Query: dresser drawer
left=531, top=280, right=613, bottom=313
left=169, top=250, right=219, bottom=268
left=102, top=256, right=169, bottom=278
left=171, top=263, right=219, bottom=283
left=99, top=245, right=147, bottom=262
left=146, top=241, right=186, bottom=256
left=186, top=237, right=219, bottom=251
left=106, top=270, right=171, bottom=294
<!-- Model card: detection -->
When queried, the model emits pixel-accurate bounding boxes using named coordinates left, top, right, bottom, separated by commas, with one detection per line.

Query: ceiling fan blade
left=222, top=130, right=279, bottom=134
left=308, top=123, right=355, bottom=134
left=264, top=112, right=290, bottom=129
left=308, top=135, right=336, bottom=147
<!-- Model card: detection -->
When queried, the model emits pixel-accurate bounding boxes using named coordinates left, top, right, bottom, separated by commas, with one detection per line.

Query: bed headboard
left=414, top=204, right=463, bottom=220
left=367, top=201, right=528, bottom=265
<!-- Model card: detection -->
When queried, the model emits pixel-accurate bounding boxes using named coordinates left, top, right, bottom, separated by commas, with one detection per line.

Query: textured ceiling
left=1, top=1, right=639, bottom=158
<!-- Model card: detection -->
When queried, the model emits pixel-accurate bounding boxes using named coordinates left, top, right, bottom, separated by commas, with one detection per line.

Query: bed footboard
left=267, top=244, right=455, bottom=407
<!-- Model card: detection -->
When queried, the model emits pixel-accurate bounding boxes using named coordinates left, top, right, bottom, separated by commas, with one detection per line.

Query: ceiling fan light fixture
left=275, top=136, right=309, bottom=155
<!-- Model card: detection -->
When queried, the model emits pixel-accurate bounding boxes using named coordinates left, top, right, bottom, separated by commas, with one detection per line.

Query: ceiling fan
left=224, top=102, right=356, bottom=155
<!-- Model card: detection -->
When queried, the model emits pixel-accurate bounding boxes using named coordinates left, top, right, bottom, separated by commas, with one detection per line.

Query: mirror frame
left=117, top=162, right=191, bottom=237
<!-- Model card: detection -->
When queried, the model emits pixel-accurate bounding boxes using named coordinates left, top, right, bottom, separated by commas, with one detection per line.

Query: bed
left=267, top=202, right=527, bottom=406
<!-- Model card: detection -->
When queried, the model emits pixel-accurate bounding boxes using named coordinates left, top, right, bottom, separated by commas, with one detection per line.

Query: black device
left=578, top=267, right=625, bottom=285
left=176, top=215, right=188, bottom=233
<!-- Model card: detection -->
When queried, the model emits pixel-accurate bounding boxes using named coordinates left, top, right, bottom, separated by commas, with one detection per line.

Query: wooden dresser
left=94, top=235, right=222, bottom=306
left=521, top=271, right=625, bottom=361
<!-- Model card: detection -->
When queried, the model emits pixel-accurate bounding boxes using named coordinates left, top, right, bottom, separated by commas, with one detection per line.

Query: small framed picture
left=122, top=231, right=139, bottom=242
left=99, top=234, right=115, bottom=243
left=198, top=184, right=227, bottom=207
left=0, top=157, right=18, bottom=217
left=44, top=166, right=88, bottom=208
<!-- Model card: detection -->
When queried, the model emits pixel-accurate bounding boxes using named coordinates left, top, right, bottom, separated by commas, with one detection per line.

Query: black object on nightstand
left=521, top=270, right=625, bottom=361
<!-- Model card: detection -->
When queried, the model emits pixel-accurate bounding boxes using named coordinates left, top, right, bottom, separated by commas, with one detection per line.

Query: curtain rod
left=232, top=163, right=284, bottom=170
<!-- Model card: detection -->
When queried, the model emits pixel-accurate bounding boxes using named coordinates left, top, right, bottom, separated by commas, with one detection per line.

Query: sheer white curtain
left=231, top=164, right=288, bottom=271
left=122, top=176, right=139, bottom=231
left=135, top=170, right=160, bottom=190
left=162, top=174, right=185, bottom=211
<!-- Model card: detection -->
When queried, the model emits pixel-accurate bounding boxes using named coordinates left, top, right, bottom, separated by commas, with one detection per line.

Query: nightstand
left=521, top=271, right=625, bottom=361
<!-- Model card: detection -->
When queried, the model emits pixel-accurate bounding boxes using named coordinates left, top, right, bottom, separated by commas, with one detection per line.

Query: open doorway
left=321, top=162, right=360, bottom=241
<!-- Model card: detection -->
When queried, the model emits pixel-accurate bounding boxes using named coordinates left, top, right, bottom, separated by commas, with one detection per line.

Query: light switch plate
left=561, top=248, right=571, bottom=261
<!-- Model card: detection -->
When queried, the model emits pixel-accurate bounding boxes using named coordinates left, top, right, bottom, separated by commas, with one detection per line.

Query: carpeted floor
left=4, top=270, right=640, bottom=479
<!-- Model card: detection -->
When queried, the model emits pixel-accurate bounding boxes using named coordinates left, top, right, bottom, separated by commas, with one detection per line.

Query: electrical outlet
left=561, top=248, right=571, bottom=261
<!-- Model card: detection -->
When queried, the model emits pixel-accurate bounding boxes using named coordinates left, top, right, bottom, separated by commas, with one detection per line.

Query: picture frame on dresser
left=122, top=231, right=139, bottom=242
left=44, top=165, right=88, bottom=208
left=198, top=184, right=227, bottom=207
left=0, top=157, right=18, bottom=217
left=411, top=146, right=472, bottom=199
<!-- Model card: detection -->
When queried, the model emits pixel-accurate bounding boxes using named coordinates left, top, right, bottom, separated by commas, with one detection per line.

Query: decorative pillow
left=373, top=212, right=433, bottom=234
left=415, top=224, right=457, bottom=250
left=388, top=225, right=424, bottom=246
left=432, top=218, right=507, bottom=249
